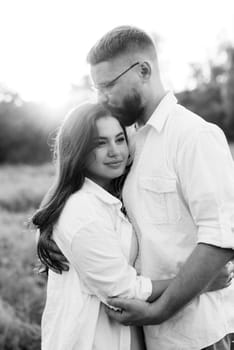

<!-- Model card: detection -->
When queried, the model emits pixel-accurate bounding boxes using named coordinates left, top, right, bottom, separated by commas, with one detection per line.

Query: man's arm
left=106, top=244, right=234, bottom=325
left=149, top=243, right=234, bottom=323
left=143, top=259, right=234, bottom=303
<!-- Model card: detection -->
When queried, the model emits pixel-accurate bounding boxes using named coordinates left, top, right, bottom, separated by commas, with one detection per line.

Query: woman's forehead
left=95, top=116, right=123, bottom=137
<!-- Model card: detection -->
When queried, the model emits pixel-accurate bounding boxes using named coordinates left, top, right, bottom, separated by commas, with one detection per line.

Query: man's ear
left=139, top=61, right=151, bottom=80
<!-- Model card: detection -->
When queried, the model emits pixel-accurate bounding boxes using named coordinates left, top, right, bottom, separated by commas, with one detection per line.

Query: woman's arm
left=70, top=220, right=152, bottom=304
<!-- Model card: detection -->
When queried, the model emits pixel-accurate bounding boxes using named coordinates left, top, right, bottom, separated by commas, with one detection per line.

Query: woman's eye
left=96, top=140, right=106, bottom=147
left=116, top=137, right=125, bottom=144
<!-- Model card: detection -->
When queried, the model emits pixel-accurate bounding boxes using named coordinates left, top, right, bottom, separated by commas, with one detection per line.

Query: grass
left=0, top=163, right=54, bottom=212
left=0, top=163, right=54, bottom=349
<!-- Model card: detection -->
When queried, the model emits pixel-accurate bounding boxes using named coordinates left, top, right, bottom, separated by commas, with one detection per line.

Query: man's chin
left=103, top=104, right=140, bottom=126
left=115, top=114, right=136, bottom=127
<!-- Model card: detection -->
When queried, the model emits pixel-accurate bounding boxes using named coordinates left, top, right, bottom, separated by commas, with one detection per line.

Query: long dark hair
left=31, top=102, right=129, bottom=272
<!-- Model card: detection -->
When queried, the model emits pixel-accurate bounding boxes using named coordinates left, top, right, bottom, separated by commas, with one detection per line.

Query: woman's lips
left=104, top=160, right=123, bottom=168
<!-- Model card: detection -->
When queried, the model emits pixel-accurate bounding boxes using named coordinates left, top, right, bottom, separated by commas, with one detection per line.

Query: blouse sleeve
left=70, top=219, right=152, bottom=304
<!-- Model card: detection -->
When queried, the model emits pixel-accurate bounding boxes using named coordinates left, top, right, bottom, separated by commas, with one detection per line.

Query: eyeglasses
left=93, top=62, right=140, bottom=92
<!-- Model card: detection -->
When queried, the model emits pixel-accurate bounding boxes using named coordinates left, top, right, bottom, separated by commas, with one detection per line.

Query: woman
left=32, top=102, right=170, bottom=350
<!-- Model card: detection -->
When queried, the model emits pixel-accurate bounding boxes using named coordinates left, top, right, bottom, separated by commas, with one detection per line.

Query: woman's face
left=86, top=116, right=129, bottom=189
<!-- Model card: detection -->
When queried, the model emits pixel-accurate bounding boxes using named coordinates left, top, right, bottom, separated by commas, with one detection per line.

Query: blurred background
left=0, top=0, right=234, bottom=348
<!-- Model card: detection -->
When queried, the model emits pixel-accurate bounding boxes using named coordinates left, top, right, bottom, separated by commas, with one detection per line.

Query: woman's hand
left=204, top=260, right=234, bottom=292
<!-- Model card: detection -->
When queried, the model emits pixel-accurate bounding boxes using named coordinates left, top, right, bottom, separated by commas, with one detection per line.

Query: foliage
left=0, top=101, right=54, bottom=164
left=177, top=44, right=234, bottom=141
left=0, top=298, right=41, bottom=350
left=0, top=44, right=234, bottom=164
left=0, top=82, right=93, bottom=164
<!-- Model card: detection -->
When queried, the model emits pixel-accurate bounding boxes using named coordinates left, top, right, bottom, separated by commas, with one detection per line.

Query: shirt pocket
left=139, top=177, right=180, bottom=224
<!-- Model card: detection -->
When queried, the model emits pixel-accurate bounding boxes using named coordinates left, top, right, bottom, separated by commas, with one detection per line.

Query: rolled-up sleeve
left=70, top=220, right=152, bottom=303
left=177, top=125, right=234, bottom=249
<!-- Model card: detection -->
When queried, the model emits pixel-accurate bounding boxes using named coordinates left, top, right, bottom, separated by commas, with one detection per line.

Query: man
left=86, top=26, right=234, bottom=349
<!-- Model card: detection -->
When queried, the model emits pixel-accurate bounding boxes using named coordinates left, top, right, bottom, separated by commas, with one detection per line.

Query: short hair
left=87, top=25, right=156, bottom=65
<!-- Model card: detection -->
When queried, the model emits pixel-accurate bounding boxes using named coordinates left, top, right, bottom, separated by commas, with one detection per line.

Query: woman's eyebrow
left=115, top=132, right=124, bottom=137
left=94, top=132, right=124, bottom=140
left=105, top=132, right=124, bottom=138
left=94, top=136, right=107, bottom=140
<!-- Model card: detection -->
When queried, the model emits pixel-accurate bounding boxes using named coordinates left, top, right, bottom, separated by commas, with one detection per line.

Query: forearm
left=147, top=279, right=173, bottom=303
left=149, top=243, right=234, bottom=324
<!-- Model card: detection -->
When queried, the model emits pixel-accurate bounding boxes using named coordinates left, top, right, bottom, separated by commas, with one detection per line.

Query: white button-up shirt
left=123, top=92, right=234, bottom=350
left=41, top=178, right=152, bottom=350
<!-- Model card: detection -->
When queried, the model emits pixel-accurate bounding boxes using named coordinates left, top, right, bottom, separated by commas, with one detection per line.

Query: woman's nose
left=108, top=142, right=119, bottom=156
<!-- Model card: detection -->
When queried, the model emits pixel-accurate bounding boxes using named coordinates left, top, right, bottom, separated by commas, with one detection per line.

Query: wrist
left=144, top=297, right=168, bottom=325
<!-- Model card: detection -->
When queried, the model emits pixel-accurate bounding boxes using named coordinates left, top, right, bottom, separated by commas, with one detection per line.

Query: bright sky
left=0, top=0, right=233, bottom=105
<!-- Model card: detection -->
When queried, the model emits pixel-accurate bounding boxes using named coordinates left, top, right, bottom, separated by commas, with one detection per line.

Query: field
left=0, top=144, right=234, bottom=349
left=0, top=164, right=54, bottom=349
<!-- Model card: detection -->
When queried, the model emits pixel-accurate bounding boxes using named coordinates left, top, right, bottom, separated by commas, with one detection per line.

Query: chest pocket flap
left=139, top=177, right=180, bottom=224
left=139, top=177, right=177, bottom=193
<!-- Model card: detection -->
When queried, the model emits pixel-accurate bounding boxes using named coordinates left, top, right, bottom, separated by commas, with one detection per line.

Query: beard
left=104, top=90, right=145, bottom=127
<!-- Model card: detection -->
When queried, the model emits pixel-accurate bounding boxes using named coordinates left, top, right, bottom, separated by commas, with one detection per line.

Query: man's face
left=90, top=58, right=145, bottom=126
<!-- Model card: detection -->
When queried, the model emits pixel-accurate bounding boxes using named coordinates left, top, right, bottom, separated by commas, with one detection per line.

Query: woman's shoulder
left=54, top=189, right=102, bottom=241
left=63, top=189, right=100, bottom=219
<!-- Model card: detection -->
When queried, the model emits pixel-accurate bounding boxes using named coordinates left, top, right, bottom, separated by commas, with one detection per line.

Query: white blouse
left=41, top=178, right=152, bottom=350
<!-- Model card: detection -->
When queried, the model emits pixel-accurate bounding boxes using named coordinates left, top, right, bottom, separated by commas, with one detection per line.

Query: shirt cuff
left=135, top=276, right=152, bottom=301
left=197, top=225, right=234, bottom=250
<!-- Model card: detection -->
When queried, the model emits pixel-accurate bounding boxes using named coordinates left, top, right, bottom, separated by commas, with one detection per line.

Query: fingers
left=104, top=305, right=131, bottom=325
left=33, top=260, right=48, bottom=275
left=107, top=297, right=130, bottom=310
left=105, top=305, right=122, bottom=319
left=217, top=263, right=234, bottom=281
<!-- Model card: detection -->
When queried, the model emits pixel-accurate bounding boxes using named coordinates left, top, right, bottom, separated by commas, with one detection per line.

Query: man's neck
left=141, top=91, right=167, bottom=125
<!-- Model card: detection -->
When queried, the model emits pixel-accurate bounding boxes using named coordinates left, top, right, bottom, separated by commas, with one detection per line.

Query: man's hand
left=105, top=298, right=158, bottom=326
left=205, top=260, right=234, bottom=292
left=40, top=238, right=69, bottom=274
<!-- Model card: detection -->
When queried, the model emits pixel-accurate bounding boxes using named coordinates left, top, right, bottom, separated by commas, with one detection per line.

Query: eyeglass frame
left=92, top=61, right=140, bottom=92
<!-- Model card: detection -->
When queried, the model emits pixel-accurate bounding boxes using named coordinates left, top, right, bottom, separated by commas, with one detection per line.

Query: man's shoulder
left=174, top=104, right=208, bottom=129
left=169, top=103, right=217, bottom=140
left=164, top=103, right=227, bottom=157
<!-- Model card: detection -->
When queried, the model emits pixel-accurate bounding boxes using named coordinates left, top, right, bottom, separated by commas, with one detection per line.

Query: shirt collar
left=83, top=178, right=121, bottom=206
left=146, top=91, right=177, bottom=132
